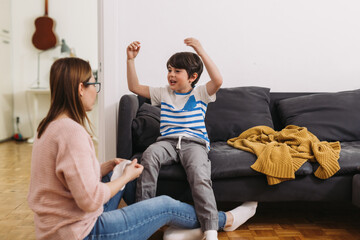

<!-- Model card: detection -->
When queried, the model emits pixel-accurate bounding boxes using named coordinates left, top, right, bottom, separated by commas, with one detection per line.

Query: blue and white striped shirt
left=150, top=85, right=216, bottom=150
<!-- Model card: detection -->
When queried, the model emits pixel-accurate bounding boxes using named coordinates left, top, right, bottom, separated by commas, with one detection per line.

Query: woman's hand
left=105, top=159, right=144, bottom=198
left=100, top=158, right=124, bottom=177
left=122, top=159, right=144, bottom=182
left=127, top=41, right=141, bottom=60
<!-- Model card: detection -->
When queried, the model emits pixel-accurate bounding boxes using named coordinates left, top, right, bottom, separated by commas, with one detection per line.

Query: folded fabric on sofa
left=227, top=125, right=341, bottom=185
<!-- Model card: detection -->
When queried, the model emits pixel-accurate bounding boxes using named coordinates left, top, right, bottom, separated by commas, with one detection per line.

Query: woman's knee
left=155, top=195, right=178, bottom=207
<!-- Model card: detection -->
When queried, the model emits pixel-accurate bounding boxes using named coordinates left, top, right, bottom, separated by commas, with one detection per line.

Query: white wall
left=115, top=0, right=360, bottom=93
left=98, top=0, right=121, bottom=162
left=12, top=0, right=98, bottom=138
left=100, top=0, right=360, bottom=161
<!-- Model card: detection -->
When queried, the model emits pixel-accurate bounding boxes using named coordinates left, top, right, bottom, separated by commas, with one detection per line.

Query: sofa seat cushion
left=315, top=141, right=360, bottom=176
left=136, top=141, right=360, bottom=181
left=146, top=141, right=313, bottom=181
left=209, top=142, right=313, bottom=179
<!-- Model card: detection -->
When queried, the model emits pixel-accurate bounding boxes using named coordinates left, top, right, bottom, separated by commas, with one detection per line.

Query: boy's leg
left=136, top=140, right=178, bottom=202
left=179, top=140, right=218, bottom=232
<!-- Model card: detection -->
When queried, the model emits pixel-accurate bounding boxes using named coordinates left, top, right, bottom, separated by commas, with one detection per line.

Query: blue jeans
left=84, top=173, right=227, bottom=240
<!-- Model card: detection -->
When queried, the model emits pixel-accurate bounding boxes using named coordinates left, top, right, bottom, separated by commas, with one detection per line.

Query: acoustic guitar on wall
left=32, top=0, right=57, bottom=50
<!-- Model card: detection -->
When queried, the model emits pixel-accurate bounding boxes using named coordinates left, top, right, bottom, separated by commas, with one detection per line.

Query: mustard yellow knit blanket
left=227, top=125, right=341, bottom=185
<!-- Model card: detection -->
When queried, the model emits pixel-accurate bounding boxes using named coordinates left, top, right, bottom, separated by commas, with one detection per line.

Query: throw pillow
left=277, top=89, right=360, bottom=141
left=205, top=86, right=274, bottom=142
left=132, top=103, right=161, bottom=152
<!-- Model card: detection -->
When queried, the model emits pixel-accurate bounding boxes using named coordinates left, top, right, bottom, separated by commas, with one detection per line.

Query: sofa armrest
left=353, top=174, right=360, bottom=207
left=117, top=94, right=139, bottom=159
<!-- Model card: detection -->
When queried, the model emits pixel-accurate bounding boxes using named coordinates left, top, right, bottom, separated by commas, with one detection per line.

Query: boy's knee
left=141, top=149, right=163, bottom=166
left=140, top=155, right=159, bottom=168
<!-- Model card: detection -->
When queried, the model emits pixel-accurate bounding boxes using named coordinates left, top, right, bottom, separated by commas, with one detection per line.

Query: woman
left=28, top=57, right=256, bottom=240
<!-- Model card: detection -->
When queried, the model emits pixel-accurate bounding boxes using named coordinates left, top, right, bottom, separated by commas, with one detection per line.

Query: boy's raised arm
left=127, top=41, right=150, bottom=99
left=184, top=38, right=223, bottom=96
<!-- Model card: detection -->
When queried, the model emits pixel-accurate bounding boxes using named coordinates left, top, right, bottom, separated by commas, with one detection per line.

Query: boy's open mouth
left=169, top=80, right=176, bottom=85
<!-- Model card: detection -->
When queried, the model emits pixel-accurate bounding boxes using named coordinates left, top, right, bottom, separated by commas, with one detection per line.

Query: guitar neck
left=45, top=0, right=48, bottom=16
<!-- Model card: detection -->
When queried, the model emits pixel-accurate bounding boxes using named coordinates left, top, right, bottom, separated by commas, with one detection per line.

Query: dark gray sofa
left=117, top=87, right=360, bottom=207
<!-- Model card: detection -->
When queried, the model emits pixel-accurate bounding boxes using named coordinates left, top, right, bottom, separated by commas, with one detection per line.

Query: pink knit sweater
left=28, top=118, right=111, bottom=240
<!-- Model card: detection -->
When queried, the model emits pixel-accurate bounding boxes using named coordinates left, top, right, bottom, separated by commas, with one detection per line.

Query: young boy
left=126, top=38, right=257, bottom=240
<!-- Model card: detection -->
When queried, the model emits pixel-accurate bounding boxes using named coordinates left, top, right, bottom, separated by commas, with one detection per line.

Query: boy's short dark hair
left=167, top=52, right=203, bottom=88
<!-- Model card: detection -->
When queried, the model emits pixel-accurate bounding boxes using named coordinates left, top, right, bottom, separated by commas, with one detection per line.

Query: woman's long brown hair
left=37, top=57, right=93, bottom=138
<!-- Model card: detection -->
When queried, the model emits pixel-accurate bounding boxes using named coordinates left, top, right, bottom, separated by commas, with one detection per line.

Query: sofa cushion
left=209, top=142, right=314, bottom=179
left=353, top=174, right=360, bottom=207
left=327, top=141, right=360, bottom=175
left=132, top=103, right=161, bottom=152
left=152, top=141, right=360, bottom=181
left=308, top=141, right=360, bottom=177
left=205, top=87, right=274, bottom=142
left=151, top=141, right=314, bottom=181
left=277, top=89, right=360, bottom=141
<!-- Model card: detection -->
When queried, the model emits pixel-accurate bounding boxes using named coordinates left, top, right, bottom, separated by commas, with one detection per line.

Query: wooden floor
left=1, top=140, right=360, bottom=240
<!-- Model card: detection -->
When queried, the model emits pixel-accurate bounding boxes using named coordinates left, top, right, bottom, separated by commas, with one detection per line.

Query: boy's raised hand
left=127, top=41, right=141, bottom=60
left=184, top=38, right=205, bottom=56
left=185, top=37, right=223, bottom=96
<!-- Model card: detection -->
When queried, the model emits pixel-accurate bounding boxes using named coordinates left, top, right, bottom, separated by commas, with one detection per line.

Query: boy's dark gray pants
left=135, top=136, right=219, bottom=231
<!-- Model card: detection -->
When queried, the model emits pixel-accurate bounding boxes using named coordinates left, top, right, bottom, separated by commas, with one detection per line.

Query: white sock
left=223, top=201, right=258, bottom=232
left=204, top=230, right=218, bottom=240
left=163, top=227, right=204, bottom=240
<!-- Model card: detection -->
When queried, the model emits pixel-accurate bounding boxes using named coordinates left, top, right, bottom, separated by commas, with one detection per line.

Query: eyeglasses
left=84, top=81, right=101, bottom=93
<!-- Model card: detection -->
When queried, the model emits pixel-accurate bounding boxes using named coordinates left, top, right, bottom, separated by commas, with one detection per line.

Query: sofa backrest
left=118, top=88, right=360, bottom=157
left=130, top=88, right=317, bottom=145
left=205, top=87, right=317, bottom=142
left=272, top=89, right=360, bottom=142
left=205, top=87, right=273, bottom=142
left=269, top=92, right=315, bottom=131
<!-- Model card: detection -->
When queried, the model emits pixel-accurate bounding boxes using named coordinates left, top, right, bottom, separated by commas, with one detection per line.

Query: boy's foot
left=163, top=227, right=204, bottom=240
left=223, top=201, right=258, bottom=232
left=204, top=230, right=218, bottom=240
